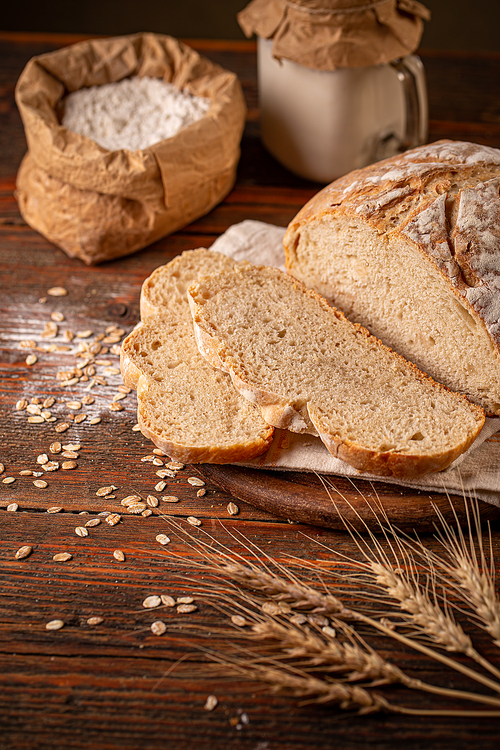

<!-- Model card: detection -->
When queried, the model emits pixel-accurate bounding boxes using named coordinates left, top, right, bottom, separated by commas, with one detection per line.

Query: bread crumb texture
left=284, top=140, right=500, bottom=416
left=188, top=263, right=484, bottom=479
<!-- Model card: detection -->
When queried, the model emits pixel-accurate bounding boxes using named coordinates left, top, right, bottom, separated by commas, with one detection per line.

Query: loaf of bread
left=284, top=140, right=500, bottom=416
left=188, top=263, right=485, bottom=478
left=120, top=249, right=274, bottom=463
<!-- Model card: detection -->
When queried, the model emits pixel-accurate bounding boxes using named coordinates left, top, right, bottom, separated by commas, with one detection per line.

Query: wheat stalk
left=430, top=499, right=500, bottom=648
left=301, top=477, right=500, bottom=683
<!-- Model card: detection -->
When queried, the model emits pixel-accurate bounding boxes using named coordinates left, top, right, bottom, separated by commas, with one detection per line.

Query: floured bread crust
left=284, top=140, right=500, bottom=415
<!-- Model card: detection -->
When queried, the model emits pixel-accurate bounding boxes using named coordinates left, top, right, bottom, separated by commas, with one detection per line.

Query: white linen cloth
left=210, top=220, right=500, bottom=506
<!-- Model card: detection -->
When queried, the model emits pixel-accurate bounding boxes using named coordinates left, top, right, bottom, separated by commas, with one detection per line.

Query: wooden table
left=2, top=33, right=500, bottom=749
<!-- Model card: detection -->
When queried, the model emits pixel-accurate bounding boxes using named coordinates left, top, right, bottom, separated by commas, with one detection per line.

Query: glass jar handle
left=390, top=56, right=428, bottom=151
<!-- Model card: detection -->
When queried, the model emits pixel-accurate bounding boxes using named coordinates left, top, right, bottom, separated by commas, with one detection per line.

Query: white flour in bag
left=62, top=76, right=211, bottom=152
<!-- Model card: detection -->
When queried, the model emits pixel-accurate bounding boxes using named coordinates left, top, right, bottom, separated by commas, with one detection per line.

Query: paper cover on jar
left=238, top=0, right=431, bottom=71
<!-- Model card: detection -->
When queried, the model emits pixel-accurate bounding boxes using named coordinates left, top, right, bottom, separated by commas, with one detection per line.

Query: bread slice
left=188, top=263, right=485, bottom=478
left=284, top=139, right=500, bottom=416
left=140, top=247, right=238, bottom=319
left=120, top=250, right=274, bottom=463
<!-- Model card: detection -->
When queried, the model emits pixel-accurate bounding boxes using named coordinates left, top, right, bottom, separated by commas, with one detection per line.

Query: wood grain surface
left=2, top=33, right=500, bottom=750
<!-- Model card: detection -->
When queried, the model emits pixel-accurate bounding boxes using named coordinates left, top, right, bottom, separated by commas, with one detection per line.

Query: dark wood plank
left=196, top=464, right=500, bottom=532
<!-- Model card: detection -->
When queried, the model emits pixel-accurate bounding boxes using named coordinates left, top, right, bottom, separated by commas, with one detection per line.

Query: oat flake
left=46, top=619, right=65, bottom=630
left=151, top=620, right=167, bottom=636
left=142, top=595, right=161, bottom=609
left=155, top=534, right=170, bottom=546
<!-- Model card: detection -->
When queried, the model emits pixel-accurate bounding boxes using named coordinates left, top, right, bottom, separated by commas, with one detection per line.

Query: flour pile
left=62, top=76, right=211, bottom=152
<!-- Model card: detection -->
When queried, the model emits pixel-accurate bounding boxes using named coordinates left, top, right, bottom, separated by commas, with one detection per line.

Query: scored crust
left=284, top=140, right=500, bottom=415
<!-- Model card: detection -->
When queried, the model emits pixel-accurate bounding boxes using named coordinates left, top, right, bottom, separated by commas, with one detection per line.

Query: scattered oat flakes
left=37, top=454, right=49, bottom=465
left=177, top=596, right=194, bottom=605
left=187, top=477, right=205, bottom=487
left=89, top=417, right=101, bottom=425
left=63, top=444, right=80, bottom=452
left=110, top=402, right=123, bottom=412
left=47, top=506, right=63, bottom=514
left=7, top=503, right=18, bottom=512
left=28, top=416, right=44, bottom=423
left=51, top=311, right=65, bottom=322
left=177, top=604, right=197, bottom=614
left=127, top=503, right=146, bottom=514
left=161, top=595, right=176, bottom=607
left=155, top=481, right=166, bottom=492
left=187, top=516, right=201, bottom=527
left=19, top=340, right=36, bottom=349
left=27, top=404, right=41, bottom=415
left=141, top=509, right=153, bottom=517
left=132, top=424, right=141, bottom=432
left=113, top=393, right=127, bottom=402
left=62, top=461, right=77, bottom=470
left=143, top=595, right=161, bottom=609
left=152, top=458, right=163, bottom=466
left=0, top=463, right=4, bottom=474
left=81, top=395, right=94, bottom=405
left=105, top=513, right=121, bottom=526
left=15, top=545, right=32, bottom=559
left=87, top=616, right=103, bottom=626
left=227, top=502, right=239, bottom=516
left=85, top=518, right=101, bottom=528
left=55, top=422, right=70, bottom=433
left=62, top=451, right=79, bottom=459
left=76, top=330, right=93, bottom=338
left=33, top=472, right=43, bottom=477
left=53, top=552, right=72, bottom=562
left=26, top=354, right=38, bottom=366
left=152, top=448, right=165, bottom=456
left=42, top=462, right=59, bottom=472
left=231, top=615, right=247, bottom=627
left=156, top=469, right=176, bottom=479
left=19, top=470, right=33, bottom=476
left=2, top=476, right=15, bottom=484
left=75, top=526, right=88, bottom=537
left=121, top=495, right=142, bottom=506
left=74, top=414, right=87, bottom=424
left=196, top=488, right=206, bottom=498
left=113, top=549, right=125, bottom=561
left=204, top=695, right=218, bottom=711
left=261, top=602, right=280, bottom=616
left=161, top=495, right=179, bottom=503
left=66, top=401, right=82, bottom=410
left=41, top=321, right=58, bottom=339
left=155, top=534, right=170, bottom=546
left=47, top=286, right=67, bottom=297
left=16, top=399, right=28, bottom=410
left=146, top=495, right=159, bottom=507
left=33, top=479, right=48, bottom=488
left=151, top=620, right=167, bottom=636
left=96, top=485, right=116, bottom=497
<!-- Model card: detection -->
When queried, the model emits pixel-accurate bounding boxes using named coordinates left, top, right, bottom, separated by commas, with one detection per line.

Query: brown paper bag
left=15, top=33, right=246, bottom=264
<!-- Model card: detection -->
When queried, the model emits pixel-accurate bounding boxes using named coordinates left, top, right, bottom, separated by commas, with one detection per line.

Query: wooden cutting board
left=197, top=464, right=500, bottom=532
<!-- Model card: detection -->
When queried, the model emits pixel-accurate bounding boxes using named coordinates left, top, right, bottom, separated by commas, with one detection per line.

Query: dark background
left=3, top=1, right=500, bottom=53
